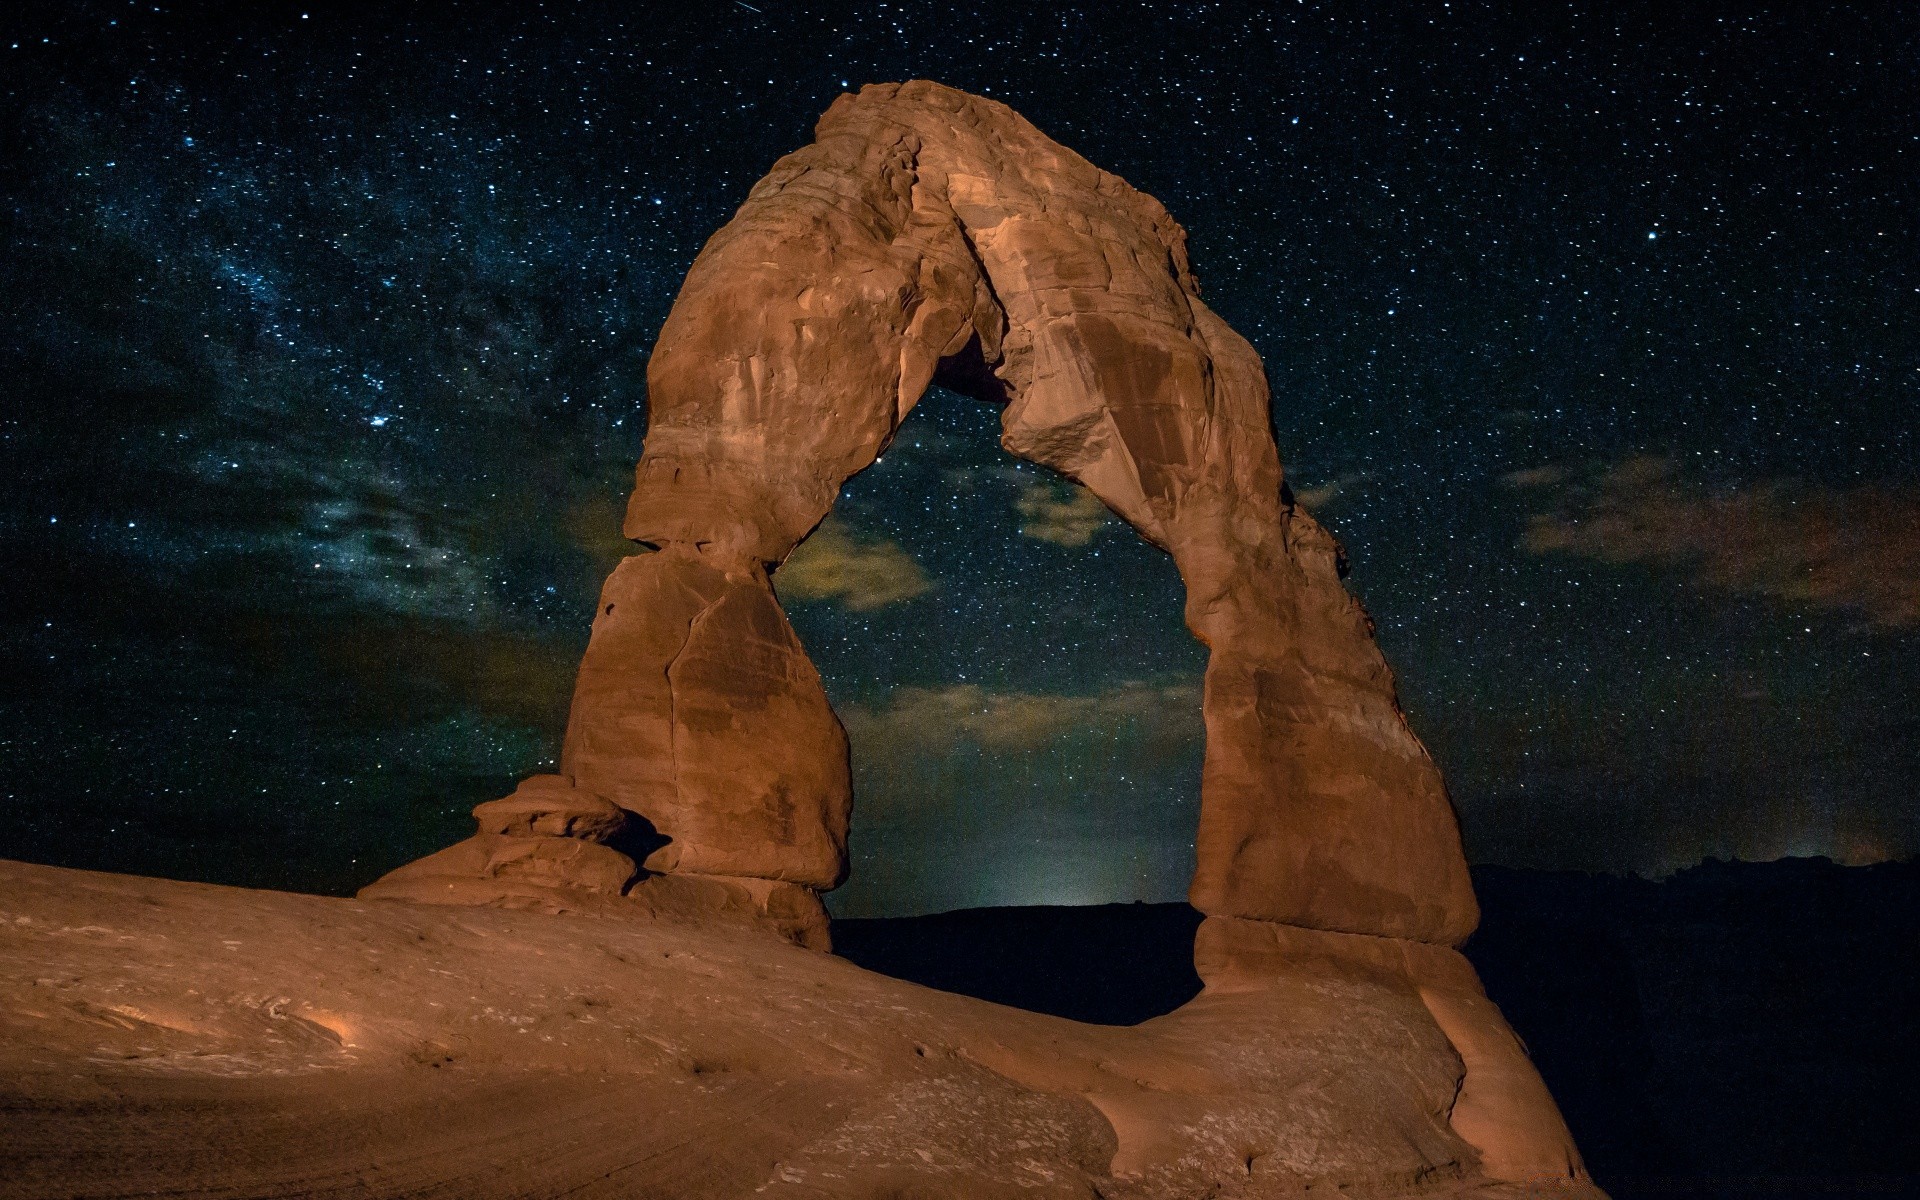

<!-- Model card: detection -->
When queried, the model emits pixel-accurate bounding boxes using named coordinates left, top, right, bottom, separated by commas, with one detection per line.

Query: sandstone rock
left=559, top=547, right=850, bottom=888
left=346, top=82, right=1587, bottom=1192
left=356, top=832, right=639, bottom=913
left=1195, top=915, right=1592, bottom=1189
left=471, top=774, right=629, bottom=841
left=357, top=773, right=834, bottom=948
left=571, top=79, right=1474, bottom=943
left=359, top=774, right=641, bottom=914
left=382, top=80, right=1473, bottom=942
left=0, top=858, right=1608, bottom=1200
left=628, top=872, right=833, bottom=953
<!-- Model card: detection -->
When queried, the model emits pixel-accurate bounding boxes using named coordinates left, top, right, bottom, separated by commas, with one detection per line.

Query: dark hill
left=832, top=900, right=1205, bottom=1027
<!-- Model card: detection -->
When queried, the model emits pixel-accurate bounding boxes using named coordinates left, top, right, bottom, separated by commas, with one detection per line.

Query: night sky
left=2, top=1, right=1914, bottom=917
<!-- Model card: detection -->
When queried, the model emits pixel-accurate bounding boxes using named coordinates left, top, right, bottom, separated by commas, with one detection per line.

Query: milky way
left=1, top=1, right=1914, bottom=914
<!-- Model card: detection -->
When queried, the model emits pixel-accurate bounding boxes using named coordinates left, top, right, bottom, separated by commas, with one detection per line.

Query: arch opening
left=777, top=383, right=1207, bottom=920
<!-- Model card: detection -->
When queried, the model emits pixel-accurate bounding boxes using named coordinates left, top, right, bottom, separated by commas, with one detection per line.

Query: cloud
left=941, top=461, right=1029, bottom=494
left=563, top=491, right=643, bottom=575
left=1016, top=482, right=1112, bottom=546
left=829, top=680, right=1208, bottom=914
left=1517, top=455, right=1920, bottom=628
left=839, top=681, right=1202, bottom=755
left=1290, top=471, right=1371, bottom=509
left=776, top=516, right=933, bottom=611
left=301, top=616, right=582, bottom=730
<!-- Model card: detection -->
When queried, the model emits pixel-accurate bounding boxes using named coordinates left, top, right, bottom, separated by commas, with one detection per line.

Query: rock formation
left=2, top=858, right=1600, bottom=1199
left=360, top=774, right=833, bottom=949
left=359, top=775, right=640, bottom=911
left=582, top=79, right=1478, bottom=942
left=349, top=80, right=1597, bottom=1193
left=386, top=79, right=1475, bottom=940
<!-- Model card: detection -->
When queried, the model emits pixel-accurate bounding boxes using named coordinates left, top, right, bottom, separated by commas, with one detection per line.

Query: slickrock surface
left=0, top=860, right=1598, bottom=1200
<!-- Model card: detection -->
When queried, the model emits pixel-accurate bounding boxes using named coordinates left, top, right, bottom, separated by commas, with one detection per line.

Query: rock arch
left=566, top=80, right=1476, bottom=945
left=368, top=81, right=1480, bottom=944
left=361, top=82, right=1593, bottom=1187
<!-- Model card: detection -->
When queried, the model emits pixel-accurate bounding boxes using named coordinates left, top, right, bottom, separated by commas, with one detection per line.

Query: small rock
left=471, top=776, right=628, bottom=843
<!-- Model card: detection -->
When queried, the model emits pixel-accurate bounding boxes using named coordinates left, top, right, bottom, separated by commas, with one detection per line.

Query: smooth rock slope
left=1, top=860, right=1595, bottom=1200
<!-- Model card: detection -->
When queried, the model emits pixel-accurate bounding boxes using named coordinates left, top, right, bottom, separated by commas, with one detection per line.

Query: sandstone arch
left=367, top=81, right=1482, bottom=942
left=566, top=79, right=1477, bottom=945
left=359, top=82, right=1594, bottom=1188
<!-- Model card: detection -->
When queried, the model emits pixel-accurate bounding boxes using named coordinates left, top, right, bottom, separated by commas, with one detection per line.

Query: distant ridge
left=838, top=858, right=1920, bottom=1199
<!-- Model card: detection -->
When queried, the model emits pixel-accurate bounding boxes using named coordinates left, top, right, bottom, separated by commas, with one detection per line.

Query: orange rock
left=559, top=547, right=851, bottom=889
left=357, top=832, right=638, bottom=912
left=629, top=872, right=834, bottom=953
left=15, top=84, right=1601, bottom=1193
left=471, top=774, right=628, bottom=840
left=0, top=859, right=1608, bottom=1199
left=1196, top=915, right=1592, bottom=1188
left=574, top=80, right=1475, bottom=942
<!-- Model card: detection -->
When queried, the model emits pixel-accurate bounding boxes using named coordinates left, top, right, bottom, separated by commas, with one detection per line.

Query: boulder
left=359, top=775, right=640, bottom=915
left=471, top=774, right=629, bottom=841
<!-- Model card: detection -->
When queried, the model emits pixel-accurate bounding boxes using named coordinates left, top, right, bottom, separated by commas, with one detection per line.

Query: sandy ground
left=0, top=860, right=1597, bottom=1199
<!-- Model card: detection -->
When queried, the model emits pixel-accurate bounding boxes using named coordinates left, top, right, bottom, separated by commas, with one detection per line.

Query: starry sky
left=2, top=0, right=1914, bottom=916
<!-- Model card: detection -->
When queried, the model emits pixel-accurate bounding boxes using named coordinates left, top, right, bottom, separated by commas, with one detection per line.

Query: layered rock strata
left=360, top=774, right=640, bottom=912
left=360, top=774, right=829, bottom=948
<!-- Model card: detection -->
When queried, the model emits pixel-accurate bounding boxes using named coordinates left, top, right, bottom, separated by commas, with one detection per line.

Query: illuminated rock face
left=560, top=549, right=851, bottom=890
left=578, top=79, right=1476, bottom=945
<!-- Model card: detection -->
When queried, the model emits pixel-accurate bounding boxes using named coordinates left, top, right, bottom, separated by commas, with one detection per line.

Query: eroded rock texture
left=360, top=773, right=832, bottom=949
left=360, top=775, right=642, bottom=912
left=581, top=79, right=1475, bottom=943
left=562, top=550, right=850, bottom=890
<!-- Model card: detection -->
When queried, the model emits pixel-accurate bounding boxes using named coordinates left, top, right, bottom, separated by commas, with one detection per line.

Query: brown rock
left=359, top=775, right=641, bottom=914
left=563, top=79, right=1474, bottom=943
left=1196, top=915, right=1591, bottom=1188
left=628, top=872, right=833, bottom=953
left=344, top=82, right=1587, bottom=1190
left=559, top=547, right=850, bottom=888
left=357, top=773, right=835, bottom=949
left=0, top=858, right=1608, bottom=1200
left=356, top=832, right=639, bottom=914
left=471, top=774, right=628, bottom=841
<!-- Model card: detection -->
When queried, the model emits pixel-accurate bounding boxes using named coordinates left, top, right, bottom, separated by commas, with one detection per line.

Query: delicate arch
left=560, top=81, right=1477, bottom=946
left=360, top=84, right=1592, bottom=1185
